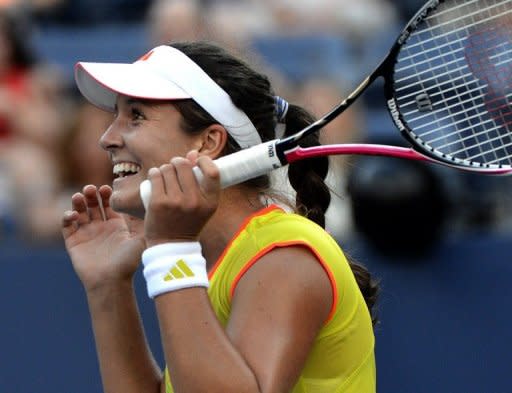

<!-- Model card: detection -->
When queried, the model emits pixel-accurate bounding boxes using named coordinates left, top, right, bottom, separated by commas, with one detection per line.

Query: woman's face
left=100, top=95, right=202, bottom=218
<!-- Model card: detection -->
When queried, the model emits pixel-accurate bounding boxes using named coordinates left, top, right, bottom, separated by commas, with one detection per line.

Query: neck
left=199, top=186, right=266, bottom=271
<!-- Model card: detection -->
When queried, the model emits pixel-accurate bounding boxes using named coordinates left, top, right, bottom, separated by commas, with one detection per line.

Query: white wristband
left=142, top=242, right=208, bottom=298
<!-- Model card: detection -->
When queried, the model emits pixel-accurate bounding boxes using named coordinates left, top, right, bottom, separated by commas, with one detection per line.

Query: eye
left=131, top=107, right=145, bottom=121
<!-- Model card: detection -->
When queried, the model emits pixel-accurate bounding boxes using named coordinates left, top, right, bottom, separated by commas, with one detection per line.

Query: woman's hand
left=62, top=184, right=146, bottom=292
left=143, top=150, right=221, bottom=247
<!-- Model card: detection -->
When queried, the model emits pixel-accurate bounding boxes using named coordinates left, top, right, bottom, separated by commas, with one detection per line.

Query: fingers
left=147, top=159, right=191, bottom=210
left=61, top=209, right=79, bottom=238
left=71, top=192, right=90, bottom=225
left=62, top=191, right=90, bottom=241
left=148, top=152, right=220, bottom=205
left=195, top=155, right=220, bottom=196
left=185, top=149, right=199, bottom=164
left=65, top=185, right=113, bottom=228
left=98, top=185, right=117, bottom=220
left=61, top=184, right=116, bottom=240
left=170, top=156, right=199, bottom=195
left=83, top=185, right=104, bottom=221
left=147, top=166, right=168, bottom=203
left=143, top=152, right=221, bottom=243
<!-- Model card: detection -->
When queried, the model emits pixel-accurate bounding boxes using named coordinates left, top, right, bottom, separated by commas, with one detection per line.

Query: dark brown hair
left=169, top=41, right=379, bottom=324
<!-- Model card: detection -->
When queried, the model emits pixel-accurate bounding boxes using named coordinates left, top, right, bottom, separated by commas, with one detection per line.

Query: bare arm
left=86, top=280, right=162, bottom=393
left=145, top=154, right=332, bottom=392
left=154, top=246, right=332, bottom=393
left=62, top=185, right=163, bottom=393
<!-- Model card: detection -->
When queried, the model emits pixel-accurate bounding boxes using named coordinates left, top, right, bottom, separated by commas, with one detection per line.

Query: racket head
left=383, top=0, right=512, bottom=172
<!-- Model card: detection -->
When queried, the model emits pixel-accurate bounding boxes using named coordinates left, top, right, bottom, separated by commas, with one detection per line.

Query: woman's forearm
left=155, top=288, right=259, bottom=393
left=86, top=280, right=163, bottom=393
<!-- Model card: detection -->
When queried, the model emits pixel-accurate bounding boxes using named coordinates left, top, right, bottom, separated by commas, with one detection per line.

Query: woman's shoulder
left=245, top=204, right=340, bottom=249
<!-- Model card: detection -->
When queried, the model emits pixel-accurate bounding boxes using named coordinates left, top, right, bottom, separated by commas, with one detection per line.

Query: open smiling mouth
left=113, top=162, right=141, bottom=179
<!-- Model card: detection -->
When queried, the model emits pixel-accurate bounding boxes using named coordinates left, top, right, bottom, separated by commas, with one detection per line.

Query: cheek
left=139, top=138, right=196, bottom=168
left=140, top=148, right=173, bottom=170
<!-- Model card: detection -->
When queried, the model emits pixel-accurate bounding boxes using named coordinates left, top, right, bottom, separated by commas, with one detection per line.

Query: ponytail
left=283, top=104, right=330, bottom=227
left=281, top=103, right=380, bottom=326
left=346, top=256, right=380, bottom=326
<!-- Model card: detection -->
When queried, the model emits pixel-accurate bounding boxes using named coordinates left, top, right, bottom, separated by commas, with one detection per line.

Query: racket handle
left=140, top=139, right=282, bottom=210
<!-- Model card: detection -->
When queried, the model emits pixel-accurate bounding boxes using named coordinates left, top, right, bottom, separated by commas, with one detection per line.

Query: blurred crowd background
left=0, top=1, right=512, bottom=393
left=0, top=0, right=511, bottom=249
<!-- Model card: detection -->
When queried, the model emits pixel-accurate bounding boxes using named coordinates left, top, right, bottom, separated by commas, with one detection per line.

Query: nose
left=99, top=119, right=123, bottom=151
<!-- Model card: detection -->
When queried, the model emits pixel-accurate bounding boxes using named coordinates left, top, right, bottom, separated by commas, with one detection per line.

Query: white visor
left=74, top=45, right=261, bottom=148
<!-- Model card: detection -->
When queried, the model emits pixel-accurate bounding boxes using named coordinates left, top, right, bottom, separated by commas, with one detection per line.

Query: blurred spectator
left=0, top=0, right=508, bottom=246
left=30, top=0, right=152, bottom=26
left=0, top=0, right=62, bottom=9
left=0, top=9, right=68, bottom=152
left=1, top=98, right=112, bottom=243
left=0, top=9, right=37, bottom=141
left=206, top=1, right=275, bottom=54
left=205, top=0, right=397, bottom=38
left=1, top=137, right=61, bottom=242
left=146, top=0, right=205, bottom=45
left=261, top=0, right=398, bottom=38
left=15, top=63, right=70, bottom=153
left=0, top=8, right=72, bottom=243
left=57, top=99, right=113, bottom=192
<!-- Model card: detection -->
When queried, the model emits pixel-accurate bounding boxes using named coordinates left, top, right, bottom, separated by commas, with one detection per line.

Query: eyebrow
left=126, top=97, right=177, bottom=109
left=126, top=97, right=148, bottom=106
left=115, top=97, right=151, bottom=112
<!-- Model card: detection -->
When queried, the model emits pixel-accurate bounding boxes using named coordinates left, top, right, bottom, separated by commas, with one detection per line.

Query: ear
left=196, top=124, right=228, bottom=159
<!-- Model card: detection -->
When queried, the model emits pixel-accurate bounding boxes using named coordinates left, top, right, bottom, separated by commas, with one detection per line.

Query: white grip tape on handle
left=140, top=140, right=282, bottom=210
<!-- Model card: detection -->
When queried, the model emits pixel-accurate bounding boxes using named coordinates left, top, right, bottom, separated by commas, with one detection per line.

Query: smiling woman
left=113, top=162, right=141, bottom=178
left=61, top=41, right=378, bottom=393
left=98, top=97, right=206, bottom=218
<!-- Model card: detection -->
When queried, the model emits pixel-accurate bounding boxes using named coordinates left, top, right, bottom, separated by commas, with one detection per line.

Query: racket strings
left=401, top=0, right=512, bottom=55
left=404, top=84, right=491, bottom=122
left=436, top=123, right=512, bottom=157
left=397, top=69, right=482, bottom=103
left=425, top=115, right=507, bottom=145
left=453, top=4, right=512, bottom=164
left=393, top=0, right=512, bottom=167
left=396, top=65, right=479, bottom=92
left=408, top=87, right=511, bottom=130
left=399, top=32, right=511, bottom=121
left=395, top=39, right=511, bottom=76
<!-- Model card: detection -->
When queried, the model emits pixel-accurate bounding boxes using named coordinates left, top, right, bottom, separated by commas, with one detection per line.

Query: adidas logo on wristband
left=163, top=259, right=195, bottom=281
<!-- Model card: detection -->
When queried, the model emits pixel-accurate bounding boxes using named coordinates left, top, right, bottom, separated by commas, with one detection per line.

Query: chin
left=110, top=189, right=145, bottom=219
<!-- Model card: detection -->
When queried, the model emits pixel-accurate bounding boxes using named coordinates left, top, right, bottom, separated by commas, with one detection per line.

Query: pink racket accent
left=284, top=144, right=512, bottom=175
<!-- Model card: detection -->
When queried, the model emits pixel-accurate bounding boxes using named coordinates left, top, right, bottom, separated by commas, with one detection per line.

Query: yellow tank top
left=165, top=205, right=376, bottom=392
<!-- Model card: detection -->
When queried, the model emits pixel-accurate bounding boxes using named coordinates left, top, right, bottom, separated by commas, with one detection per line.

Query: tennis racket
left=140, top=0, right=512, bottom=209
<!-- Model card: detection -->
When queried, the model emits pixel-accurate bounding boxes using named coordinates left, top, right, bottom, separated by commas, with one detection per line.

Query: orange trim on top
left=207, top=204, right=283, bottom=280
left=228, top=240, right=339, bottom=325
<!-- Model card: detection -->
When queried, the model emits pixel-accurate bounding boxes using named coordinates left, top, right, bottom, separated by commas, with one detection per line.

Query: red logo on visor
left=138, top=50, right=154, bottom=61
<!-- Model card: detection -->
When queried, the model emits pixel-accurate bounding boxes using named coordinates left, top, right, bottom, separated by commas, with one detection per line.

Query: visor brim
left=75, top=62, right=191, bottom=112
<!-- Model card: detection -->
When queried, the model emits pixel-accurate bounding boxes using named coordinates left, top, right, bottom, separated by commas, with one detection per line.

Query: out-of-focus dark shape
left=347, top=140, right=449, bottom=258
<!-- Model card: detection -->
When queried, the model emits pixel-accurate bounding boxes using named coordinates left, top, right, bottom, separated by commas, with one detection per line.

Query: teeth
left=113, top=162, right=141, bottom=176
